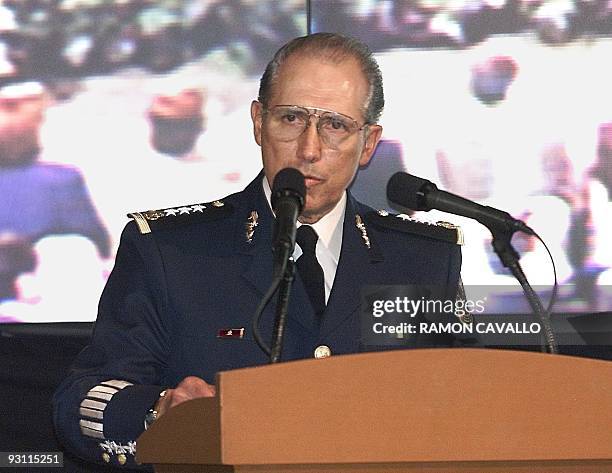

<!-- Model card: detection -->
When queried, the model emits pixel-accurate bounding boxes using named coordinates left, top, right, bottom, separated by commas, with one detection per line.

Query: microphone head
left=386, top=172, right=437, bottom=211
left=271, top=167, right=306, bottom=211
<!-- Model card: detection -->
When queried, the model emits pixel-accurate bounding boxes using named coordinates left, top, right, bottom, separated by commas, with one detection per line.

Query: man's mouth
left=304, top=175, right=324, bottom=188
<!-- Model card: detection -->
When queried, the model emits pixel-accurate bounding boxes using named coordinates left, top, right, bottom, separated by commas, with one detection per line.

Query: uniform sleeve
left=53, top=222, right=170, bottom=469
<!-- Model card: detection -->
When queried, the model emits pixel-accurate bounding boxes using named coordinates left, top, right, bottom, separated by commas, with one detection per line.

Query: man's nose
left=296, top=118, right=322, bottom=163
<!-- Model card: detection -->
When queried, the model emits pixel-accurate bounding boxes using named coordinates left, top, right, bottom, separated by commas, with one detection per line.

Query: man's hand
left=156, top=376, right=216, bottom=418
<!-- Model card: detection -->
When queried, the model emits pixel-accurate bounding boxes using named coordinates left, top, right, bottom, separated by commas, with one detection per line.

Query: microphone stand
left=490, top=227, right=558, bottom=354
left=270, top=254, right=297, bottom=364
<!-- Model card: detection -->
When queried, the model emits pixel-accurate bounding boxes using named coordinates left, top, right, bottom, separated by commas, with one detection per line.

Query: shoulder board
left=365, top=210, right=464, bottom=245
left=127, top=200, right=233, bottom=234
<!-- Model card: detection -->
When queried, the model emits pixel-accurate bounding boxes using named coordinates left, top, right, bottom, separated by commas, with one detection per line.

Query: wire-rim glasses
left=263, top=104, right=368, bottom=148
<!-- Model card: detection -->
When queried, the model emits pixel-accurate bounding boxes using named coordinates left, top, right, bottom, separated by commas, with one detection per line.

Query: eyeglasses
left=263, top=104, right=368, bottom=148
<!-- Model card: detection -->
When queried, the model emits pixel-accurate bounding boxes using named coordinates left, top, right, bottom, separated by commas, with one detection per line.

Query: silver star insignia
left=99, top=441, right=113, bottom=453
left=191, top=204, right=206, bottom=212
left=126, top=442, right=137, bottom=455
left=177, top=207, right=191, bottom=215
left=164, top=208, right=179, bottom=216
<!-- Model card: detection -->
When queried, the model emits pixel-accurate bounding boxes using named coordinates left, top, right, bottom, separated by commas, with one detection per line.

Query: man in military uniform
left=0, top=82, right=111, bottom=303
left=53, top=33, right=464, bottom=469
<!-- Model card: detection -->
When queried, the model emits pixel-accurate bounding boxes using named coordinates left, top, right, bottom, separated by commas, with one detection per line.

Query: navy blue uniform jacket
left=53, top=173, right=463, bottom=469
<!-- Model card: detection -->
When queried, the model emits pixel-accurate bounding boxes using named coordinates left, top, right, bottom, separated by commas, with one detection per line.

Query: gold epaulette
left=127, top=200, right=232, bottom=234
left=365, top=210, right=464, bottom=245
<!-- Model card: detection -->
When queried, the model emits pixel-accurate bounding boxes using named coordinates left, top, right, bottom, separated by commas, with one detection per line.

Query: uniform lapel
left=237, top=173, right=316, bottom=332
left=237, top=175, right=275, bottom=296
left=319, top=195, right=384, bottom=337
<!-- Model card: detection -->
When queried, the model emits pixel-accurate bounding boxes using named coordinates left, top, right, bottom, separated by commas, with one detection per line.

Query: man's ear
left=359, top=124, right=383, bottom=167
left=250, top=101, right=263, bottom=146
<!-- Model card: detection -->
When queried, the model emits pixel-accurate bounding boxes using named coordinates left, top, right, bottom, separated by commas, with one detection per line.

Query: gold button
left=314, top=345, right=331, bottom=359
left=117, top=453, right=127, bottom=465
left=102, top=453, right=110, bottom=463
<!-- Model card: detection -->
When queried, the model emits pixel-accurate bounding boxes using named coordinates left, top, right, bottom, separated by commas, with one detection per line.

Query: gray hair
left=258, top=32, right=384, bottom=124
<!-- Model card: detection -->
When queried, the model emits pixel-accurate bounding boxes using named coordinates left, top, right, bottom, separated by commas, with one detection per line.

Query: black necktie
left=295, top=225, right=326, bottom=316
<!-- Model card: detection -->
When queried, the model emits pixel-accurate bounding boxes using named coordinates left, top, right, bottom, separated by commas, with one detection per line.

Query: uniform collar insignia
left=245, top=210, right=258, bottom=243
left=355, top=214, right=371, bottom=249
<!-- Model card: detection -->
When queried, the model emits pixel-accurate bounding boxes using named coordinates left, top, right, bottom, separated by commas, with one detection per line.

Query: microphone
left=271, top=168, right=306, bottom=276
left=386, top=172, right=534, bottom=235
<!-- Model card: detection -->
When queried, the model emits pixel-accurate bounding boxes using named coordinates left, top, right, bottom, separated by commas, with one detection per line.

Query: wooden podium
left=137, top=349, right=612, bottom=472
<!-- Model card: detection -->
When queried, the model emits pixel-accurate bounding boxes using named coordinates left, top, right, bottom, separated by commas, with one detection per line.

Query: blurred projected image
left=315, top=0, right=612, bottom=312
left=0, top=0, right=305, bottom=323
